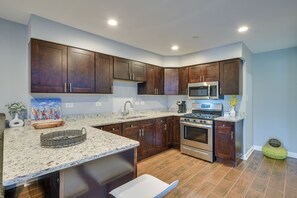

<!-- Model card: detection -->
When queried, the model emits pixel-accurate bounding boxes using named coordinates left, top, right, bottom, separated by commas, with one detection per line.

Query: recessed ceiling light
left=171, top=45, right=179, bottom=51
left=238, top=26, right=249, bottom=33
left=107, top=19, right=118, bottom=26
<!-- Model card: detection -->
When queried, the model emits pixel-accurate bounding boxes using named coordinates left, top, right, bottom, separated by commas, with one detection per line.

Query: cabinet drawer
left=141, top=119, right=155, bottom=127
left=104, top=124, right=122, bottom=134
left=156, top=117, right=166, bottom=125
left=216, top=121, right=234, bottom=131
left=122, top=121, right=140, bottom=130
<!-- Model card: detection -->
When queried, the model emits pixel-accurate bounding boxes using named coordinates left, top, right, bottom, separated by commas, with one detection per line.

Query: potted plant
left=5, top=102, right=26, bottom=127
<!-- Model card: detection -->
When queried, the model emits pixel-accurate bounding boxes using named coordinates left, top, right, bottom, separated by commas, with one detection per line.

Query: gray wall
left=253, top=47, right=297, bottom=153
left=0, top=18, right=28, bottom=117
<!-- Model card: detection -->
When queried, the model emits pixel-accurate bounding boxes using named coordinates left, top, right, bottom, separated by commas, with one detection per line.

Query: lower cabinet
left=215, top=120, right=243, bottom=166
left=95, top=116, right=179, bottom=161
left=172, top=116, right=180, bottom=149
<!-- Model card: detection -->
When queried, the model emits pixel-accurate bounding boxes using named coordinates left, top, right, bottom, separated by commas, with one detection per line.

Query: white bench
left=110, top=174, right=179, bottom=198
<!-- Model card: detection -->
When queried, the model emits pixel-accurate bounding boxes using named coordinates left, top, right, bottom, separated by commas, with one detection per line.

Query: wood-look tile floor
left=137, top=149, right=297, bottom=198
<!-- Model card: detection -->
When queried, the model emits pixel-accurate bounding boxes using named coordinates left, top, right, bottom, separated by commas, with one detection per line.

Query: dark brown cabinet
left=215, top=120, right=243, bottom=166
left=95, top=53, right=113, bottom=94
left=189, top=62, right=219, bottom=83
left=138, top=65, right=164, bottom=95
left=166, top=117, right=173, bottom=147
left=102, top=124, right=122, bottom=136
left=172, top=116, right=180, bottom=149
left=31, top=39, right=98, bottom=94
left=164, top=68, right=179, bottom=95
left=219, top=59, right=241, bottom=95
left=178, top=67, right=189, bottom=95
left=68, top=47, right=95, bottom=93
left=155, top=118, right=167, bottom=150
left=139, top=119, right=155, bottom=157
left=31, top=39, right=67, bottom=93
left=114, top=57, right=146, bottom=81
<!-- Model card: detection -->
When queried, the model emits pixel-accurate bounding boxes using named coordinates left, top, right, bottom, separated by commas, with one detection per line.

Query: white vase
left=9, top=113, right=24, bottom=127
left=229, top=108, right=236, bottom=117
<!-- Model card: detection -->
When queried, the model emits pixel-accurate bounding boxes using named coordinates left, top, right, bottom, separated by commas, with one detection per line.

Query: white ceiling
left=0, top=0, right=297, bottom=55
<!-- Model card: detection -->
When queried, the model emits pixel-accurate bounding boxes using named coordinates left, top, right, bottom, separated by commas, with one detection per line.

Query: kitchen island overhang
left=3, top=125, right=139, bottom=197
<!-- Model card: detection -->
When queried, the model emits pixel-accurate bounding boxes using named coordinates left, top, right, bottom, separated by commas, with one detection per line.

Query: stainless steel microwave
left=188, top=81, right=223, bottom=100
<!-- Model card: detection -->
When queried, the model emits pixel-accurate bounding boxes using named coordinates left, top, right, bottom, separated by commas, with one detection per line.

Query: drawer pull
left=112, top=128, right=115, bottom=131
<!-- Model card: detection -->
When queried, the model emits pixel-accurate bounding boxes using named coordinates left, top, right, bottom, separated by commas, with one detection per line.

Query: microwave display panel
left=189, top=86, right=208, bottom=97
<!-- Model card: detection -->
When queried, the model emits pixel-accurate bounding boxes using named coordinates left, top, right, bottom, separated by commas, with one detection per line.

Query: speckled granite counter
left=214, top=116, right=244, bottom=122
left=3, top=111, right=184, bottom=187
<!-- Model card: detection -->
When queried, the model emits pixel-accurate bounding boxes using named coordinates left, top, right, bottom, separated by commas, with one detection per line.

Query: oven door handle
left=180, top=122, right=212, bottom=129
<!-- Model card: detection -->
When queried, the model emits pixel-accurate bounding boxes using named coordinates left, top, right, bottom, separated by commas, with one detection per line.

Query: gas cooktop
left=182, top=113, right=221, bottom=120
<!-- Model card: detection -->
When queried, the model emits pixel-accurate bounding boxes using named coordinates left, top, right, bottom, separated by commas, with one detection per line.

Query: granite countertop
left=3, top=111, right=185, bottom=187
left=214, top=116, right=244, bottom=122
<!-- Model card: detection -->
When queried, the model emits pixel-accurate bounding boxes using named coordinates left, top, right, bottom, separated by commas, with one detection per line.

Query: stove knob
left=203, top=121, right=206, bottom=124
left=200, top=120, right=203, bottom=123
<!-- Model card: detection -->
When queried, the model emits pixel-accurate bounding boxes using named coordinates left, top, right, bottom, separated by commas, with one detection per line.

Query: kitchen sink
left=118, top=115, right=147, bottom=120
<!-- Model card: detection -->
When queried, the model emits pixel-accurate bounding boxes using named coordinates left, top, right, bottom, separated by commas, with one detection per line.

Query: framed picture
left=31, top=98, right=62, bottom=121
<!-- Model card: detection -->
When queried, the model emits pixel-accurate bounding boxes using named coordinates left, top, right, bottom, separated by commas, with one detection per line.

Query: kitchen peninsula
left=2, top=111, right=182, bottom=197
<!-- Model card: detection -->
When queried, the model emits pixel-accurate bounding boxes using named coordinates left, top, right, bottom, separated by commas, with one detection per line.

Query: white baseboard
left=242, top=146, right=254, bottom=160
left=253, top=145, right=297, bottom=159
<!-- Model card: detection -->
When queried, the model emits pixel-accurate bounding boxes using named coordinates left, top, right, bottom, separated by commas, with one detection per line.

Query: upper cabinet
left=178, top=67, right=189, bottom=95
left=188, top=62, right=219, bottom=83
left=138, top=65, right=163, bottom=95
left=219, top=59, right=241, bottom=95
left=31, top=39, right=67, bottom=93
left=68, top=47, right=95, bottom=93
left=95, top=53, right=113, bottom=94
left=164, top=68, right=179, bottom=95
left=114, top=57, right=146, bottom=81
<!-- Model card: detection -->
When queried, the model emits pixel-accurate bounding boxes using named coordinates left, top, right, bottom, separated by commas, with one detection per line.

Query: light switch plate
left=95, top=102, right=102, bottom=107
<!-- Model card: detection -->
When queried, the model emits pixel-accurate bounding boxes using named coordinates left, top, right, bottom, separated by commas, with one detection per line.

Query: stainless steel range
left=180, top=103, right=223, bottom=162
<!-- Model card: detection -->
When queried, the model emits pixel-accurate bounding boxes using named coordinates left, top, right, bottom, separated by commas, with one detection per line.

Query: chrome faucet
left=123, top=101, right=133, bottom=117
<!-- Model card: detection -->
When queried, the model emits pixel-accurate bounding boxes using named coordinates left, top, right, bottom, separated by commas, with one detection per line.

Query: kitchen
left=1, top=0, right=297, bottom=197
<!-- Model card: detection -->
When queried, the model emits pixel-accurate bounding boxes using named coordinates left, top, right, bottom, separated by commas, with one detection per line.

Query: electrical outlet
left=95, top=102, right=102, bottom=107
left=65, top=103, right=74, bottom=108
left=135, top=101, right=140, bottom=105
left=140, top=101, right=145, bottom=105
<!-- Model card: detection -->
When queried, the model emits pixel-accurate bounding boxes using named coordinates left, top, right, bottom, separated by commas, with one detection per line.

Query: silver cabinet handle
left=139, top=129, right=141, bottom=137
left=133, top=73, right=135, bottom=80
left=164, top=124, right=167, bottom=130
left=64, top=83, right=67, bottom=93
left=231, top=131, right=234, bottom=139
left=69, top=83, right=72, bottom=93
left=142, top=129, right=144, bottom=136
left=112, top=128, right=115, bottom=131
left=208, top=84, right=211, bottom=99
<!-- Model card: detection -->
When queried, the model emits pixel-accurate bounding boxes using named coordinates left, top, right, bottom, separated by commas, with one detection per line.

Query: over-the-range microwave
left=188, top=81, right=223, bottom=100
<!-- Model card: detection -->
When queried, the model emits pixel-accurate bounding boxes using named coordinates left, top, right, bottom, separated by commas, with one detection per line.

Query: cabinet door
left=179, top=67, right=189, bottom=95
left=155, top=118, right=167, bottom=149
left=202, top=62, right=219, bottom=82
left=131, top=61, right=146, bottom=81
left=114, top=57, right=131, bottom=80
left=154, top=66, right=164, bottom=95
left=103, top=124, right=122, bottom=136
left=215, top=121, right=235, bottom=160
left=140, top=119, right=155, bottom=155
left=220, top=59, right=240, bottom=95
left=31, top=39, right=67, bottom=93
left=188, top=65, right=203, bottom=83
left=164, top=68, right=178, bottom=95
left=166, top=117, right=173, bottom=147
left=95, top=53, right=113, bottom=94
left=172, top=116, right=180, bottom=149
left=140, top=64, right=155, bottom=94
left=68, top=47, right=95, bottom=93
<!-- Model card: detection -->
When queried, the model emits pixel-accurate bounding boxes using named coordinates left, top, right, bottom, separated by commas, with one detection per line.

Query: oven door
left=180, top=122, right=213, bottom=151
